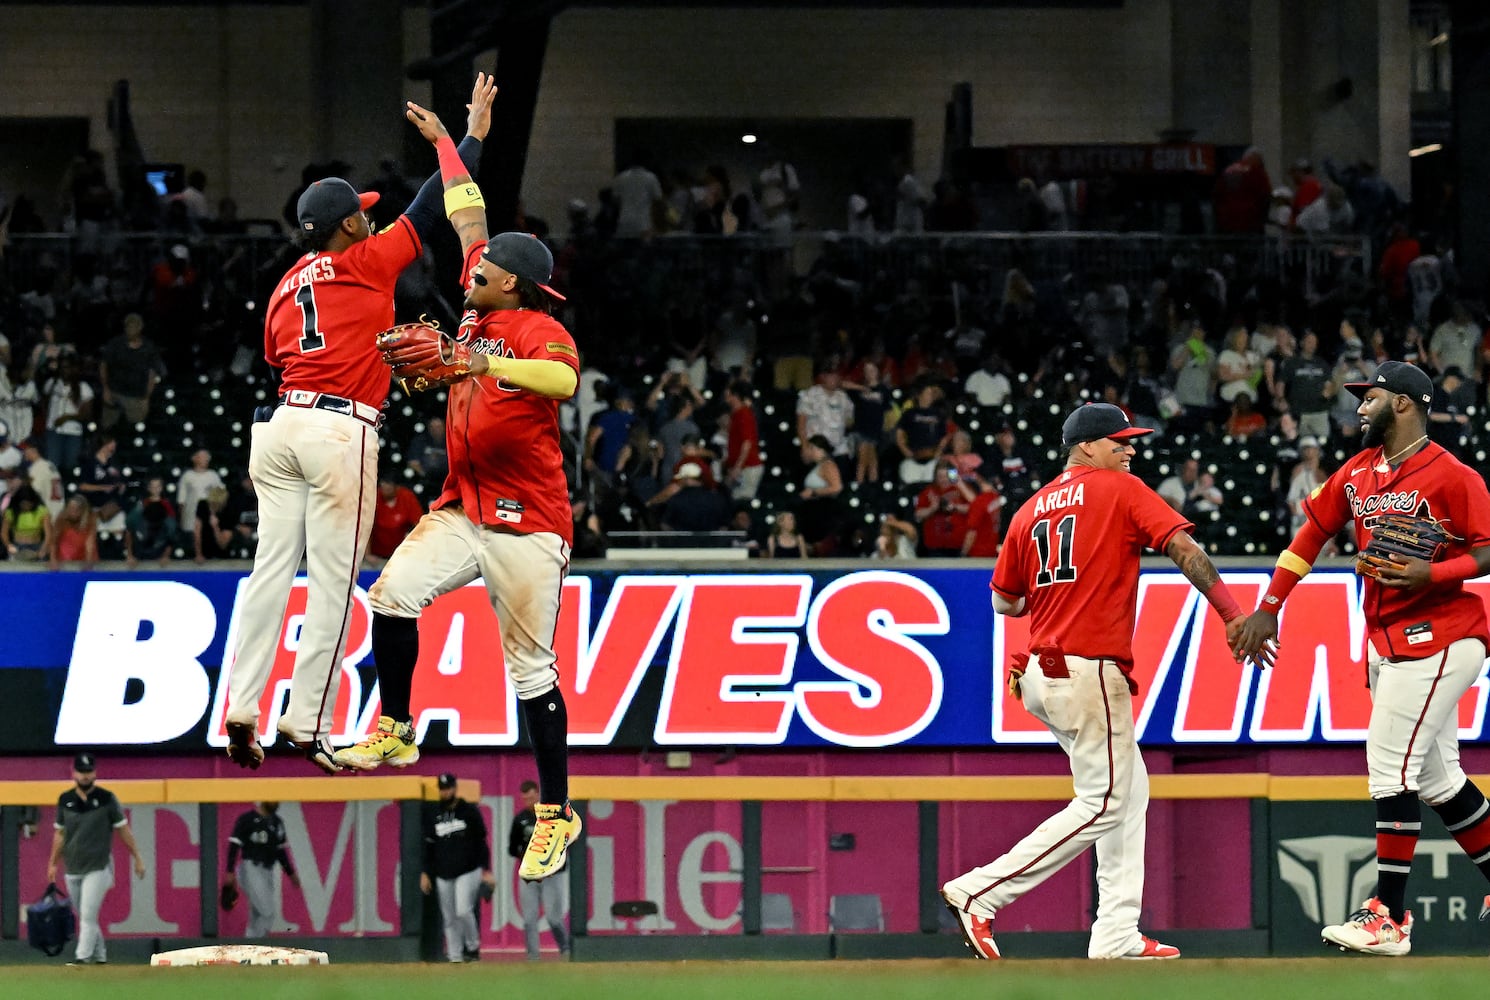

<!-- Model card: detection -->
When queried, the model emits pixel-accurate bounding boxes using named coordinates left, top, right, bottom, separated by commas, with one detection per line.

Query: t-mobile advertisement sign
left=3, top=567, right=1488, bottom=751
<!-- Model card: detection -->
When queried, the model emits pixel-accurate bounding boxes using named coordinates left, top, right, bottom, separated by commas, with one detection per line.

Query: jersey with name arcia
left=992, top=465, right=1192, bottom=672
left=1303, top=440, right=1490, bottom=659
left=264, top=216, right=422, bottom=411
left=432, top=241, right=580, bottom=543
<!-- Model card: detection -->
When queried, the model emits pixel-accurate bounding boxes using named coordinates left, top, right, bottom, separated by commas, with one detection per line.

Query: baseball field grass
left=7, top=958, right=1489, bottom=1000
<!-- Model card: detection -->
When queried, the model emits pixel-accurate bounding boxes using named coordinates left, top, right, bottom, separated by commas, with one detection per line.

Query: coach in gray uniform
left=225, top=802, right=301, bottom=938
left=421, top=773, right=495, bottom=962
left=46, top=753, right=146, bottom=965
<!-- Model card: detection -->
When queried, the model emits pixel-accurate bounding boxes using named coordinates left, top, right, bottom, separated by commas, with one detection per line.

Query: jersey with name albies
left=992, top=465, right=1192, bottom=672
left=263, top=216, right=422, bottom=411
left=1302, top=440, right=1490, bottom=659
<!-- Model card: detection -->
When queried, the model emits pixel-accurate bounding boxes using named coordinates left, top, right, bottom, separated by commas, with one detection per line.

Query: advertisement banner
left=4, top=567, right=1489, bottom=752
left=1268, top=800, right=1489, bottom=955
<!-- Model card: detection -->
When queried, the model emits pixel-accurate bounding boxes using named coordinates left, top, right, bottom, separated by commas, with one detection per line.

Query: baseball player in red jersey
left=941, top=402, right=1245, bottom=960
left=333, top=157, right=582, bottom=879
left=223, top=76, right=497, bottom=774
left=1234, top=361, right=1490, bottom=955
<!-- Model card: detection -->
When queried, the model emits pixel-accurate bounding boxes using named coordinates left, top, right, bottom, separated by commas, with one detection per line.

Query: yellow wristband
left=1277, top=549, right=1312, bottom=578
left=444, top=183, right=485, bottom=217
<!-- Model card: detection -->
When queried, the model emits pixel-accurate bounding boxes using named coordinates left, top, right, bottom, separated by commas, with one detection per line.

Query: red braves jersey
left=992, top=466, right=1192, bottom=672
left=1302, top=441, right=1490, bottom=659
left=264, top=217, right=422, bottom=410
left=435, top=244, right=580, bottom=542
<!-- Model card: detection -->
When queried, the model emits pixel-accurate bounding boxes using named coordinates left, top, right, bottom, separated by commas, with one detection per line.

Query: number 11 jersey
left=992, top=465, right=1192, bottom=673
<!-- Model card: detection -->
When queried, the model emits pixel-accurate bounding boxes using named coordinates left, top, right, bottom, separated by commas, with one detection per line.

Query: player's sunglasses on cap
left=480, top=232, right=567, bottom=300
left=297, top=177, right=380, bottom=236
left=1061, top=401, right=1153, bottom=449
left=1344, top=360, right=1434, bottom=407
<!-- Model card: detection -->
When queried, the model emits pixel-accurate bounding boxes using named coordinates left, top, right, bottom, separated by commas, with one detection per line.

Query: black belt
left=254, top=390, right=382, bottom=428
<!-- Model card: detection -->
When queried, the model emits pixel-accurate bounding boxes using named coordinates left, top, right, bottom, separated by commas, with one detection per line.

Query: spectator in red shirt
left=960, top=473, right=1003, bottom=559
left=1212, top=147, right=1272, bottom=234
left=914, top=463, right=971, bottom=557
left=366, top=474, right=424, bottom=566
left=723, top=379, right=763, bottom=501
left=1377, top=223, right=1420, bottom=317
left=1289, top=159, right=1323, bottom=223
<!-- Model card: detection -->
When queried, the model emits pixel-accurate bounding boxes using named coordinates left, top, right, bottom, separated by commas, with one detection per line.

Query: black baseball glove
left=1356, top=513, right=1457, bottom=580
left=220, top=881, right=239, bottom=911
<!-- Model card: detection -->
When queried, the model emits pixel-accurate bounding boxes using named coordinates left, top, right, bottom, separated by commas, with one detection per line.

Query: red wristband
left=1428, top=554, right=1480, bottom=585
left=1205, top=579, right=1243, bottom=623
left=1260, top=564, right=1303, bottom=612
left=436, top=134, right=466, bottom=181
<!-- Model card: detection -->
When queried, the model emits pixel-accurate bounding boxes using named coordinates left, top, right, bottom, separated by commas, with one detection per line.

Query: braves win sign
left=4, top=566, right=1490, bottom=752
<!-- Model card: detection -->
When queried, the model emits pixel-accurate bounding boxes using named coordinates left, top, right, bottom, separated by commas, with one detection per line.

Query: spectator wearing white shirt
left=176, top=449, right=225, bottom=538
left=1431, top=301, right=1481, bottom=378
left=611, top=155, right=665, bottom=238
left=795, top=367, right=854, bottom=463
left=964, top=354, right=1012, bottom=409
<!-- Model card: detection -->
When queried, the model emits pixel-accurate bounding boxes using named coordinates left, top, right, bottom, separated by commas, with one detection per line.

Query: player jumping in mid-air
left=333, top=100, right=582, bottom=881
left=941, top=402, right=1245, bottom=960
left=1234, top=361, right=1490, bottom=955
left=222, top=75, right=497, bottom=774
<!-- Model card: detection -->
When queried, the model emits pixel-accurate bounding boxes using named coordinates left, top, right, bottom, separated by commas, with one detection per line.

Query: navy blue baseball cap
left=297, top=177, right=379, bottom=237
left=481, top=232, right=566, bottom=300
left=1345, top=360, right=1434, bottom=408
left=1061, top=402, right=1153, bottom=449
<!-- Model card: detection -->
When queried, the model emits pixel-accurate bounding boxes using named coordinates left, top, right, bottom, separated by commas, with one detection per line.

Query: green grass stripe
left=9, top=957, right=1490, bottom=1000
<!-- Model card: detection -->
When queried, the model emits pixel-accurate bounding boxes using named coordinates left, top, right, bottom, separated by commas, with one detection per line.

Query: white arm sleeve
left=991, top=592, right=1027, bottom=617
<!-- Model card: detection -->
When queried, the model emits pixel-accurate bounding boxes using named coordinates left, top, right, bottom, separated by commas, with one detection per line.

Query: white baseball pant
left=1366, top=637, right=1489, bottom=803
left=519, top=868, right=569, bottom=958
left=238, top=860, right=279, bottom=938
left=368, top=506, right=569, bottom=700
left=226, top=406, right=378, bottom=740
left=435, top=868, right=483, bottom=962
left=65, top=863, right=114, bottom=963
left=942, top=654, right=1149, bottom=959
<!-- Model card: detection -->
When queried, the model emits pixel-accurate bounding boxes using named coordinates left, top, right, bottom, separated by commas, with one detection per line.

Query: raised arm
left=401, top=73, right=496, bottom=243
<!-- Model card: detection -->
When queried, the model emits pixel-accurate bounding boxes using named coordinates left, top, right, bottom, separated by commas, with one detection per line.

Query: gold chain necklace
left=1383, top=434, right=1428, bottom=466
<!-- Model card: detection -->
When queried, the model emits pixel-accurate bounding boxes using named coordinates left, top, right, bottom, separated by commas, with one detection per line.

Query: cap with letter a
left=481, top=232, right=567, bottom=300
left=1061, top=402, right=1153, bottom=449
left=297, top=177, right=380, bottom=237
left=1344, top=360, right=1433, bottom=408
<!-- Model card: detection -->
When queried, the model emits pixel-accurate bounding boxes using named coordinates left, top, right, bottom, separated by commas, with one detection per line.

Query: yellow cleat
left=331, top=716, right=419, bottom=771
left=519, top=801, right=582, bottom=881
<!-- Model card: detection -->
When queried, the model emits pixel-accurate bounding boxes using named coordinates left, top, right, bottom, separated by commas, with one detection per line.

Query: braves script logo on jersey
left=1343, top=484, right=1433, bottom=528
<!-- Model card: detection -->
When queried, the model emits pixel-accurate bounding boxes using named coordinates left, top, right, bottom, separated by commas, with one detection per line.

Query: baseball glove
left=1356, top=513, right=1458, bottom=579
left=376, top=320, right=474, bottom=392
left=219, top=881, right=239, bottom=911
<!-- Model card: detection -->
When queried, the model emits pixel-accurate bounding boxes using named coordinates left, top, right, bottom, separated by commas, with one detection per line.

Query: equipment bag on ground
left=26, top=882, right=76, bottom=957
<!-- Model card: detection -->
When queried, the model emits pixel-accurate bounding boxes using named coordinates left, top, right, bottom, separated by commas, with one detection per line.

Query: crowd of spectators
left=1, top=141, right=1484, bottom=567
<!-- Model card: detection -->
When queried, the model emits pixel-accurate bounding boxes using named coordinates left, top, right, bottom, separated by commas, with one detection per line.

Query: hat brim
left=537, top=282, right=567, bottom=302
left=1063, top=426, right=1153, bottom=448
left=358, top=192, right=380, bottom=212
left=1343, top=381, right=1375, bottom=399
